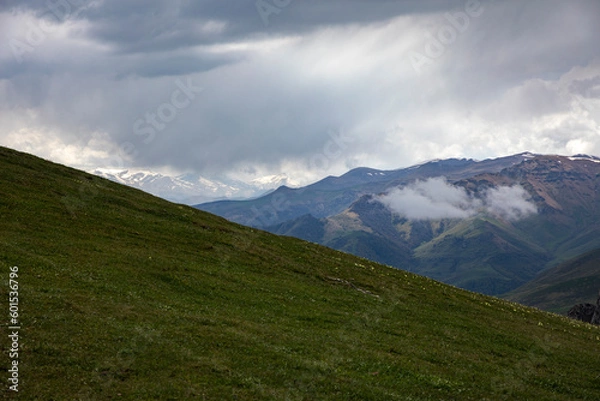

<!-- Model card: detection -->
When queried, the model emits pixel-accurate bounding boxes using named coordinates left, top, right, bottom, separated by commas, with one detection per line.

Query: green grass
left=2, top=145, right=600, bottom=400
left=411, top=216, right=549, bottom=295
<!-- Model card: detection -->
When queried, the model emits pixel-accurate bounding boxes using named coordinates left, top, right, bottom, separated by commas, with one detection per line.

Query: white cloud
left=379, top=178, right=537, bottom=221
left=379, top=178, right=480, bottom=220
left=484, top=185, right=537, bottom=221
left=0, top=1, right=600, bottom=188
left=1, top=127, right=128, bottom=170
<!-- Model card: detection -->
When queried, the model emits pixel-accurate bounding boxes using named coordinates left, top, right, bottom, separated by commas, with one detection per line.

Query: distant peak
left=92, top=167, right=129, bottom=175
left=249, top=173, right=300, bottom=188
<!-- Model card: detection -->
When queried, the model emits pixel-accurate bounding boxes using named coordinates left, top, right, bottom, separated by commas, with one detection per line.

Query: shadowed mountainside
left=269, top=155, right=600, bottom=295
left=506, top=248, right=600, bottom=314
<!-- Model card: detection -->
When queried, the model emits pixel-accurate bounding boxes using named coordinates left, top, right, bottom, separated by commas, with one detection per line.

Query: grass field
left=1, top=146, right=600, bottom=400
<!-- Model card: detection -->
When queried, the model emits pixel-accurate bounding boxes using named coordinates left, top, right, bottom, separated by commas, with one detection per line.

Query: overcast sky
left=1, top=0, right=599, bottom=184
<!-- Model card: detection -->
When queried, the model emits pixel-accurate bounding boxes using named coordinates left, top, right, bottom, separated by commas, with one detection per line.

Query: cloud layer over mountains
left=1, top=1, right=599, bottom=184
left=378, top=178, right=537, bottom=221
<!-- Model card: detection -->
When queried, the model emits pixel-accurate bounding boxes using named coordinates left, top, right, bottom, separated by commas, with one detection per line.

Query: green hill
left=1, top=145, right=600, bottom=400
left=506, top=248, right=600, bottom=314
left=412, top=215, right=551, bottom=295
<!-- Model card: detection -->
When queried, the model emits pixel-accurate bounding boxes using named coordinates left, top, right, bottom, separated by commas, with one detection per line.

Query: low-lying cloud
left=484, top=185, right=538, bottom=221
left=378, top=177, right=537, bottom=221
left=379, top=177, right=477, bottom=220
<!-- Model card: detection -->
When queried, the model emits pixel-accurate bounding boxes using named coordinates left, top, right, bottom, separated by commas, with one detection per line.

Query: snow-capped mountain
left=249, top=174, right=300, bottom=191
left=90, top=168, right=298, bottom=205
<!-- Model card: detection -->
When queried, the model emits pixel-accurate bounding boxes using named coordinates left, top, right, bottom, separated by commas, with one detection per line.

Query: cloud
left=0, top=1, right=599, bottom=186
left=378, top=178, right=480, bottom=220
left=484, top=185, right=538, bottom=221
left=378, top=178, right=537, bottom=221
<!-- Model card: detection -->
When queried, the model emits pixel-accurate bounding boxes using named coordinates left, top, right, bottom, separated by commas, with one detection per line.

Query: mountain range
left=3, top=145, right=600, bottom=399
left=197, top=153, right=600, bottom=296
left=196, top=153, right=537, bottom=227
left=91, top=168, right=297, bottom=205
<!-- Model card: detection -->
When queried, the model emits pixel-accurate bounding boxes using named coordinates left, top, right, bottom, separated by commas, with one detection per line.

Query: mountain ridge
left=266, top=154, right=600, bottom=295
left=196, top=152, right=536, bottom=227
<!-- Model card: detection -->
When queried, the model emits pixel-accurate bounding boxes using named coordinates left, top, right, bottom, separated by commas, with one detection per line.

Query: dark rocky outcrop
left=567, top=291, right=600, bottom=325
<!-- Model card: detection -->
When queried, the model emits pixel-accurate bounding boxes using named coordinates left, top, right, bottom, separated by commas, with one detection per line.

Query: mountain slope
left=506, top=248, right=600, bottom=314
left=411, top=216, right=551, bottom=295
left=271, top=155, right=600, bottom=295
left=196, top=153, right=534, bottom=228
left=2, top=146, right=600, bottom=400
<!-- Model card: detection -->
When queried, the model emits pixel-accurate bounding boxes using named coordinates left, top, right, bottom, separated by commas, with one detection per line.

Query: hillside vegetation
left=1, top=146, right=600, bottom=400
left=507, top=248, right=600, bottom=314
left=270, top=156, right=600, bottom=295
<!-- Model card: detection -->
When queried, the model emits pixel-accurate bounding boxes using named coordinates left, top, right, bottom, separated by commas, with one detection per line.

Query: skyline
left=1, top=0, right=599, bottom=186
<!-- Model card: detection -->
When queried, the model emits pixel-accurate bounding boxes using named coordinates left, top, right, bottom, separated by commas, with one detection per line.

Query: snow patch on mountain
left=249, top=174, right=300, bottom=190
left=568, top=154, right=600, bottom=163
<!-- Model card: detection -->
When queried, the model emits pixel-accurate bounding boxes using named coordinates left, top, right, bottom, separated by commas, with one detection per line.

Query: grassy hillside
left=506, top=248, right=600, bottom=314
left=412, top=215, right=551, bottom=295
left=1, top=146, right=600, bottom=400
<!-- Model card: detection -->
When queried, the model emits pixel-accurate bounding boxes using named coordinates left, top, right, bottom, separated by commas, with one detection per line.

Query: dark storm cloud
left=1, top=0, right=600, bottom=183
left=2, top=0, right=470, bottom=52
